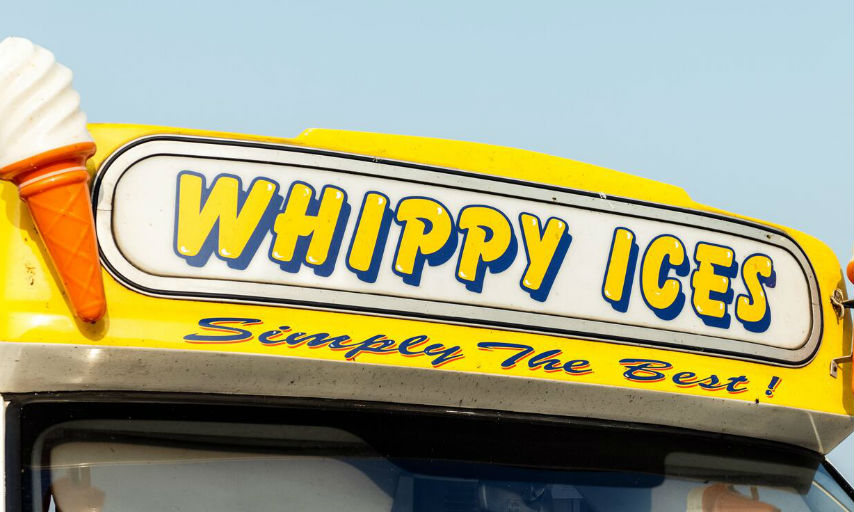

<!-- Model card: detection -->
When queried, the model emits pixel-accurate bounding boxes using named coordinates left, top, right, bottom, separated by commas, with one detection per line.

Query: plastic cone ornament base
left=0, top=142, right=106, bottom=322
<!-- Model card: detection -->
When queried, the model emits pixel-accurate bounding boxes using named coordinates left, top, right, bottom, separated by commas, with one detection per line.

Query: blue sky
left=3, top=0, right=853, bottom=479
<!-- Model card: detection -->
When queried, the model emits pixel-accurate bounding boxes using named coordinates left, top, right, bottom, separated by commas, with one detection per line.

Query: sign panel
left=93, top=136, right=821, bottom=365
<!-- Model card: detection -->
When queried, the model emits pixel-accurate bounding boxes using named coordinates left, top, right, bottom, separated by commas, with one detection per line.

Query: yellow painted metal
left=0, top=123, right=850, bottom=419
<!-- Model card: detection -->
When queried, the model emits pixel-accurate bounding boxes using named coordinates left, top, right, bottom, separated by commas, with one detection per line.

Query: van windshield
left=18, top=399, right=854, bottom=512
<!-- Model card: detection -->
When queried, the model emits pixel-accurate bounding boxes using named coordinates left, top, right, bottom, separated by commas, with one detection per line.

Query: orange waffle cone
left=687, top=484, right=779, bottom=512
left=0, top=142, right=106, bottom=322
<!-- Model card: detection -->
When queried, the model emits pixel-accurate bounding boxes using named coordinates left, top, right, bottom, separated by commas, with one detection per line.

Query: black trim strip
left=5, top=401, right=21, bottom=512
left=822, top=460, right=854, bottom=501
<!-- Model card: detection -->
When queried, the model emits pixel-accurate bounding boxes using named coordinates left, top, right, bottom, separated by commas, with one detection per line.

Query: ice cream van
left=1, top=37, right=853, bottom=512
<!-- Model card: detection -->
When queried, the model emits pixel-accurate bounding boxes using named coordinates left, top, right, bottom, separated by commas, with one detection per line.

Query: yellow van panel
left=0, top=123, right=850, bottom=422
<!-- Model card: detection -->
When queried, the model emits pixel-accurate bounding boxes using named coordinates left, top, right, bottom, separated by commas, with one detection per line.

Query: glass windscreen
left=18, top=400, right=854, bottom=512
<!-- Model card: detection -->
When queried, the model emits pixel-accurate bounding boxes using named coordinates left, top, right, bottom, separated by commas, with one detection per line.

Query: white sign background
left=94, top=136, right=821, bottom=365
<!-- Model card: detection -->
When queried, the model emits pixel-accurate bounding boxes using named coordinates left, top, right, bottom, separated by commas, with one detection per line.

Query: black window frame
left=5, top=391, right=850, bottom=511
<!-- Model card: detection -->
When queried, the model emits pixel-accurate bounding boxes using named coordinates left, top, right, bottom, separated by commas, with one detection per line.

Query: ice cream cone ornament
left=847, top=244, right=853, bottom=285
left=0, top=37, right=106, bottom=322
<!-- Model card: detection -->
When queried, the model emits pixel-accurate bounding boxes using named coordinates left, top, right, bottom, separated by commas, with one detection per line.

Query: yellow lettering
left=175, top=172, right=277, bottom=268
left=519, top=213, right=571, bottom=302
left=690, top=242, right=736, bottom=328
left=270, top=182, right=347, bottom=274
left=393, top=197, right=455, bottom=286
left=346, top=192, right=391, bottom=282
left=640, top=235, right=688, bottom=320
left=601, top=228, right=638, bottom=312
left=736, top=254, right=775, bottom=332
left=456, top=206, right=515, bottom=292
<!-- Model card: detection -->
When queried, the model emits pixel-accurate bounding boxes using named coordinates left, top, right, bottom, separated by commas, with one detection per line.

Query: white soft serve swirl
left=0, top=37, right=93, bottom=171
